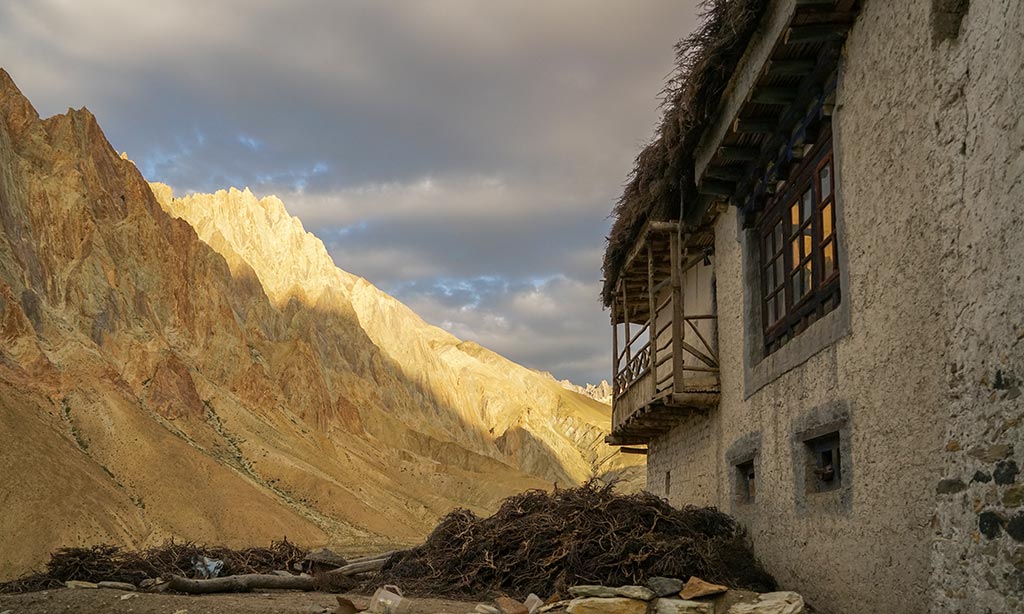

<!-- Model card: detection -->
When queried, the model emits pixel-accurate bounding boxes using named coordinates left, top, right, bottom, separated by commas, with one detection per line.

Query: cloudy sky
left=0, top=0, right=698, bottom=385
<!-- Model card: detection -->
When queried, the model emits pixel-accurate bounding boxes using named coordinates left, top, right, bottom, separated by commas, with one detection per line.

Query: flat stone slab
left=654, top=598, right=713, bottom=614
left=566, top=597, right=649, bottom=614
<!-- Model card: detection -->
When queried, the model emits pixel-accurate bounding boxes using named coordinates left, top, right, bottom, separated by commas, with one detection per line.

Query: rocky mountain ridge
left=0, top=69, right=640, bottom=579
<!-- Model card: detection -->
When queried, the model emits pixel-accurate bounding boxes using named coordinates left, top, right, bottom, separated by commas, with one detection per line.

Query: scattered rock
left=304, top=547, right=349, bottom=569
left=524, top=594, right=545, bottom=614
left=994, top=460, right=1019, bottom=485
left=969, top=444, right=1014, bottom=463
left=120, top=593, right=137, bottom=601
left=476, top=605, right=500, bottom=614
left=936, top=478, right=967, bottom=494
left=614, top=586, right=656, bottom=601
left=566, top=597, right=648, bottom=614
left=1004, top=486, right=1024, bottom=508
left=569, top=587, right=618, bottom=599
left=65, top=580, right=98, bottom=589
left=680, top=577, right=728, bottom=600
left=979, top=510, right=1006, bottom=539
left=654, top=598, right=713, bottom=614
left=305, top=606, right=331, bottom=614
left=648, top=577, right=685, bottom=597
left=495, top=596, right=530, bottom=614
left=973, top=471, right=992, bottom=483
left=97, top=581, right=137, bottom=591
left=172, top=610, right=188, bottom=614
left=538, top=601, right=572, bottom=613
left=1007, top=513, right=1024, bottom=542
left=726, top=591, right=804, bottom=614
left=338, top=596, right=369, bottom=614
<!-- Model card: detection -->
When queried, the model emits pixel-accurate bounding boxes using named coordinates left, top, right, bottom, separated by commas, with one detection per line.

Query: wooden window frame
left=757, top=131, right=841, bottom=355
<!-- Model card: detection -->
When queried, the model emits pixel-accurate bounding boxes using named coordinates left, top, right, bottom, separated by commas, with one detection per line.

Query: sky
left=0, top=0, right=698, bottom=385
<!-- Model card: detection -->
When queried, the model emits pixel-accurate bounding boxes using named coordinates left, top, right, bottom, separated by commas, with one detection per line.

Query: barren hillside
left=0, top=69, right=640, bottom=580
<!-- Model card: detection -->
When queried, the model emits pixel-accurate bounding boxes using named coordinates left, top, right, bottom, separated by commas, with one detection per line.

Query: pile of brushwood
left=373, top=481, right=775, bottom=600
left=0, top=539, right=307, bottom=594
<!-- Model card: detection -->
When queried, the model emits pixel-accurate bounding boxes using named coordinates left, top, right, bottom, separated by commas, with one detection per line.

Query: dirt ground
left=0, top=588, right=478, bottom=614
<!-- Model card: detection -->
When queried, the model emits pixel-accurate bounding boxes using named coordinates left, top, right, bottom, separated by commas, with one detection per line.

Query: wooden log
left=346, top=550, right=401, bottom=565
left=161, top=573, right=316, bottom=594
left=325, top=557, right=390, bottom=577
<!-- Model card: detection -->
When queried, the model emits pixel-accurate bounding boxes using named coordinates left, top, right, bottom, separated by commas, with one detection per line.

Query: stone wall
left=929, top=0, right=1024, bottom=611
left=644, top=0, right=1024, bottom=612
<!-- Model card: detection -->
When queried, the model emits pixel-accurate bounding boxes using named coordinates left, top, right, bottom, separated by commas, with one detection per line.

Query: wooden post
left=622, top=282, right=630, bottom=366
left=612, top=297, right=620, bottom=399
left=647, top=241, right=657, bottom=399
left=670, top=232, right=684, bottom=394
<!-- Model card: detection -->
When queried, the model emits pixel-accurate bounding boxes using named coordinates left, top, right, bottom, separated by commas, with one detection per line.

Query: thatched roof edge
left=601, top=0, right=770, bottom=306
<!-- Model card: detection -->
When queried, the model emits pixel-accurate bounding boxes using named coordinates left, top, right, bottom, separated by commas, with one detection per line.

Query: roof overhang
left=691, top=0, right=859, bottom=222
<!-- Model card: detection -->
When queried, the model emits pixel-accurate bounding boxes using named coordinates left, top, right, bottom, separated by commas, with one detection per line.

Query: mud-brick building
left=601, top=1, right=1023, bottom=612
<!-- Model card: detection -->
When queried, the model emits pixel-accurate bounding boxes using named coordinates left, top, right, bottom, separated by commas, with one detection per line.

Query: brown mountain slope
left=0, top=70, right=639, bottom=579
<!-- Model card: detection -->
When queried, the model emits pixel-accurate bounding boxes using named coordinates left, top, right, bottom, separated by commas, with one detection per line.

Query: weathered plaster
left=641, top=1, right=1024, bottom=612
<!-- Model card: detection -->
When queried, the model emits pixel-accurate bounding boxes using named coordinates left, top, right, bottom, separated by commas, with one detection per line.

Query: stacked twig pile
left=0, top=539, right=307, bottom=594
left=373, top=481, right=775, bottom=600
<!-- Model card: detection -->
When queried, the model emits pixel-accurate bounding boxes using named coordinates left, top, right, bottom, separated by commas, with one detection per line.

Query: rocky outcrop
left=0, top=68, right=641, bottom=579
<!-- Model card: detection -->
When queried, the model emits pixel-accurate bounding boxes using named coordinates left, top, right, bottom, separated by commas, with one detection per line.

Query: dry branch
left=370, top=480, right=775, bottom=601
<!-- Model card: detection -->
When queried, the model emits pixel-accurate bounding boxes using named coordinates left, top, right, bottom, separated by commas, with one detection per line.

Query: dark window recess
left=806, top=432, right=842, bottom=493
left=757, top=126, right=841, bottom=356
left=736, top=460, right=756, bottom=503
left=665, top=470, right=672, bottom=497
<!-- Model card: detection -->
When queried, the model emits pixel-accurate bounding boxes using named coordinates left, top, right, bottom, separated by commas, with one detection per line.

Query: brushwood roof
left=602, top=0, right=768, bottom=306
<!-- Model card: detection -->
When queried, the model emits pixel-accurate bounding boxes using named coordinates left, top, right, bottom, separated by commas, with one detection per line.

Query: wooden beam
left=784, top=24, right=851, bottom=44
left=620, top=447, right=648, bottom=455
left=698, top=179, right=735, bottom=197
left=705, top=166, right=746, bottom=181
left=766, top=59, right=817, bottom=76
left=750, top=87, right=799, bottom=105
left=733, top=118, right=778, bottom=134
left=718, top=147, right=760, bottom=161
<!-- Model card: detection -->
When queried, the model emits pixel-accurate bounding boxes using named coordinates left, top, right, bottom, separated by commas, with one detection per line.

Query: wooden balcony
left=606, top=222, right=720, bottom=445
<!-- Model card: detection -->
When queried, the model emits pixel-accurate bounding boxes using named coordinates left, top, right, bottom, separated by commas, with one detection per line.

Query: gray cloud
left=0, top=0, right=697, bottom=384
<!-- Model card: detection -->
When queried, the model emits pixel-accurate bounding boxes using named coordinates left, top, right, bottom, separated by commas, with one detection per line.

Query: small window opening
left=665, top=470, right=672, bottom=497
left=736, top=460, right=756, bottom=503
left=806, top=432, right=841, bottom=493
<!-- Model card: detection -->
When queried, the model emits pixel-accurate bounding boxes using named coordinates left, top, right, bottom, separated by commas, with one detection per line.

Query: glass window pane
left=801, top=189, right=813, bottom=222
left=820, top=162, right=832, bottom=199
left=791, top=237, right=801, bottom=265
left=763, top=234, right=772, bottom=260
left=773, top=222, right=783, bottom=254
left=803, top=226, right=813, bottom=258
left=765, top=260, right=775, bottom=289
left=775, top=258, right=785, bottom=291
left=822, top=203, right=833, bottom=237
left=790, top=203, right=800, bottom=226
left=791, top=271, right=802, bottom=299
left=823, top=240, right=836, bottom=275
left=767, top=295, right=776, bottom=324
left=802, top=260, right=814, bottom=295
left=776, top=293, right=785, bottom=319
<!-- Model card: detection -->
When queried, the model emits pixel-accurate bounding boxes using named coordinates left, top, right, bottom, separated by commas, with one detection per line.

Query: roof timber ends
left=694, top=0, right=798, bottom=182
